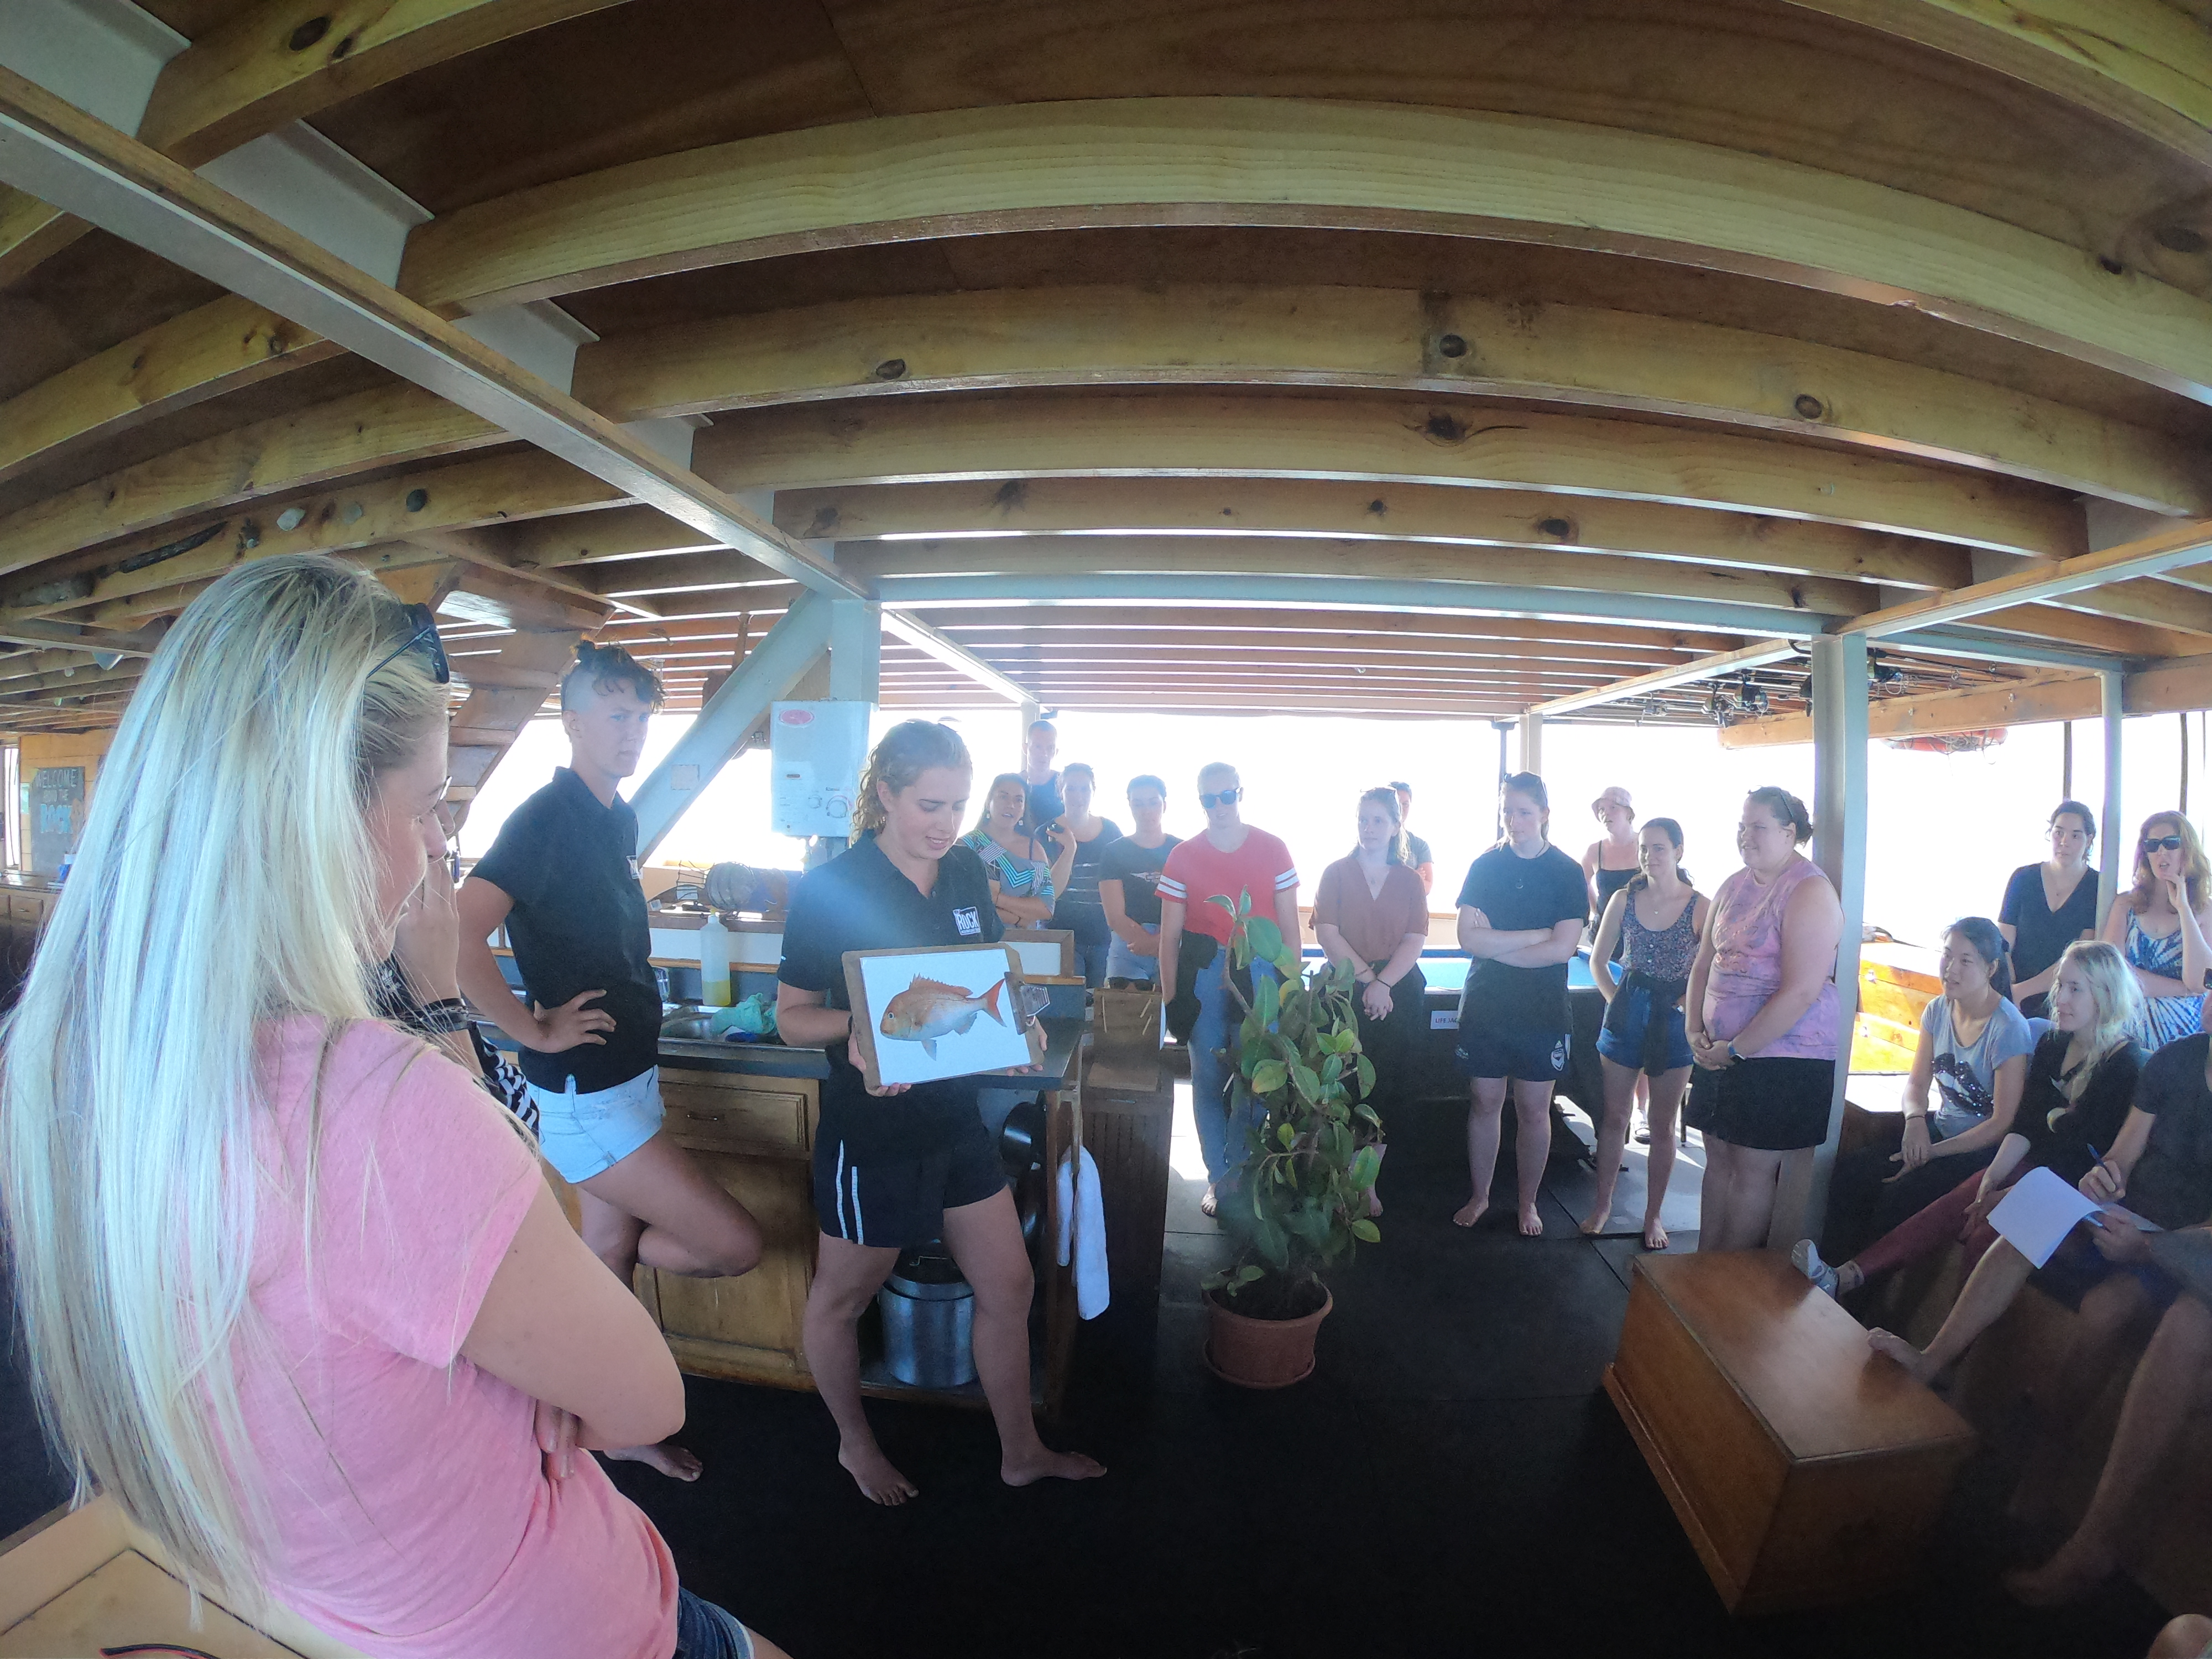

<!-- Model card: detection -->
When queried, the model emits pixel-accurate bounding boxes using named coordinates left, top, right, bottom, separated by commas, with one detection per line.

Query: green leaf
left=1255, top=1217, right=1290, bottom=1268
left=1290, top=1062, right=1321, bottom=1100
left=1350, top=1143, right=1382, bottom=1191
left=1277, top=1120, right=1297, bottom=1150
left=1207, top=893, right=1236, bottom=916
left=1244, top=916, right=1282, bottom=959
left=1351, top=1218, right=1381, bottom=1244
left=1250, top=1058, right=1288, bottom=1094
left=1254, top=972, right=1281, bottom=1027
left=1321, top=1052, right=1344, bottom=1085
left=1354, top=1102, right=1382, bottom=1129
left=1235, top=1264, right=1265, bottom=1284
left=1355, top=1056, right=1377, bottom=1098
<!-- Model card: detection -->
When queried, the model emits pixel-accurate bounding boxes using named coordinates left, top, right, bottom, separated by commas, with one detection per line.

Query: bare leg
left=2151, top=1615, right=2212, bottom=1658
left=1455, top=1077, right=1508, bottom=1226
left=578, top=1138, right=763, bottom=1481
left=1641, top=1066, right=1691, bottom=1250
left=940, top=1187, right=1104, bottom=1488
left=2008, top=1272, right=2158, bottom=1524
left=1701, top=1139, right=1785, bottom=1253
left=1867, top=1237, right=2036, bottom=1384
left=1581, top=1058, right=1640, bottom=1235
left=1513, top=1081, right=1554, bottom=1236
left=802, top=1233, right=912, bottom=1504
left=1695, top=1135, right=1736, bottom=1253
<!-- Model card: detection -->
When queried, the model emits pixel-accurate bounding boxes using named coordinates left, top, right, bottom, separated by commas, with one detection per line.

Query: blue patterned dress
left=2125, top=909, right=2206, bottom=1048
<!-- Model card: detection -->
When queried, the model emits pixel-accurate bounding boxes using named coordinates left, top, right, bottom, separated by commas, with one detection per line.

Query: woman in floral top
left=962, top=773, right=1073, bottom=927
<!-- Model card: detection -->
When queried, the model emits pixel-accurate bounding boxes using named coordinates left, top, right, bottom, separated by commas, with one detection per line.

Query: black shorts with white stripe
left=812, top=1113, right=1008, bottom=1249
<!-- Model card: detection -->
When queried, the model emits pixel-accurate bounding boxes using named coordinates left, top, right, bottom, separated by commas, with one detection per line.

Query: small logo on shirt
left=627, top=857, right=641, bottom=883
left=953, top=906, right=982, bottom=937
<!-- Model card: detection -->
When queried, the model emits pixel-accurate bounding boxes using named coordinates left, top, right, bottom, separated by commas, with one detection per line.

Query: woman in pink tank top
left=1683, top=787, right=1845, bottom=1252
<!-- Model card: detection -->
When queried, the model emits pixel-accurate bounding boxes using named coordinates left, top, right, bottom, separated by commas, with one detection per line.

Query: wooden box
left=1074, top=1039, right=1173, bottom=1303
left=1604, top=1251, right=1975, bottom=1615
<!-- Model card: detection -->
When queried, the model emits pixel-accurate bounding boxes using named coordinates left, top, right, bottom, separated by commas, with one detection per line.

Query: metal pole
left=1787, top=633, right=1868, bottom=1247
left=2099, top=672, right=2125, bottom=930
left=2063, top=721, right=2073, bottom=801
left=1518, top=710, right=1543, bottom=776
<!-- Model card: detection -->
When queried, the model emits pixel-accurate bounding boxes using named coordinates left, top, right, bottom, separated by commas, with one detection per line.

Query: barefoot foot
left=1642, top=1220, right=1670, bottom=1250
left=1518, top=1204, right=1543, bottom=1238
left=1867, top=1327, right=1937, bottom=1385
left=1452, top=1197, right=1488, bottom=1228
left=1367, top=1189, right=1384, bottom=1219
left=1578, top=1209, right=1607, bottom=1237
left=2004, top=1544, right=2117, bottom=1607
left=1199, top=1184, right=1219, bottom=1219
left=838, top=1440, right=919, bottom=1506
left=1003, top=1447, right=1107, bottom=1488
left=604, top=1441, right=703, bottom=1481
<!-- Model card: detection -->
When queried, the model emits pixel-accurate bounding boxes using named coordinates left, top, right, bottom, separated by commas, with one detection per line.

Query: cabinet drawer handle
left=685, top=1110, right=726, bottom=1124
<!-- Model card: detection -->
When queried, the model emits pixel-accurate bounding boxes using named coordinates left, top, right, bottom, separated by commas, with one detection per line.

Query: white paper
left=1987, top=1166, right=2100, bottom=1268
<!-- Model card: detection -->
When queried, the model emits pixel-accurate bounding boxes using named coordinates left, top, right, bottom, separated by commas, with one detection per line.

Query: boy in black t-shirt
left=1099, top=773, right=1181, bottom=986
left=458, top=643, right=761, bottom=1480
left=1452, top=773, right=1589, bottom=1238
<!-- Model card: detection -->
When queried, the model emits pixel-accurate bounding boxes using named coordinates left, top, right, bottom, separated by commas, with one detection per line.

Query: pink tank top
left=1700, top=856, right=1840, bottom=1061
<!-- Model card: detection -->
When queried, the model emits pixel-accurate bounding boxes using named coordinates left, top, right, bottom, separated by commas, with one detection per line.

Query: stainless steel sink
left=660, top=1012, right=720, bottom=1042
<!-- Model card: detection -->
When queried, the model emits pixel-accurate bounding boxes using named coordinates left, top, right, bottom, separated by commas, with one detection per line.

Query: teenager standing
left=1099, top=774, right=1179, bottom=986
left=458, top=643, right=763, bottom=1483
left=1157, top=763, right=1301, bottom=1217
left=1999, top=801, right=2100, bottom=1018
left=1047, top=762, right=1123, bottom=987
left=776, top=721, right=1102, bottom=1505
left=1453, top=774, right=1589, bottom=1238
left=1390, top=781, right=1437, bottom=895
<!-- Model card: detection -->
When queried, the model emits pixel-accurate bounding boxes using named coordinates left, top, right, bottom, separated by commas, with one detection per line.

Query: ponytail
left=1946, top=916, right=2015, bottom=1000
left=855, top=720, right=971, bottom=836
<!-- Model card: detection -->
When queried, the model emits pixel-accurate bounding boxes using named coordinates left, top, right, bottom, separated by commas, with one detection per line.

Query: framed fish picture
left=841, top=942, right=1047, bottom=1090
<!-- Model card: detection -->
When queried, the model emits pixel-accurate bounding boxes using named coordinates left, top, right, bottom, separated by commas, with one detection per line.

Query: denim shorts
left=527, top=1065, right=664, bottom=1183
left=673, top=1587, right=756, bottom=1658
left=1105, top=924, right=1160, bottom=984
left=1594, top=984, right=1694, bottom=1074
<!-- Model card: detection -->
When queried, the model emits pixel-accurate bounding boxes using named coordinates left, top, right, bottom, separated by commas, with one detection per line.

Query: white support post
left=828, top=597, right=881, bottom=706
left=2099, top=670, right=2125, bottom=928
left=1517, top=711, right=1543, bottom=775
left=1781, top=633, right=1869, bottom=1246
left=631, top=591, right=833, bottom=858
left=1021, top=699, right=1044, bottom=735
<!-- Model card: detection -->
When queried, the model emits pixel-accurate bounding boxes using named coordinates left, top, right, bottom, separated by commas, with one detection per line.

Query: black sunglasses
left=371, top=602, right=451, bottom=685
left=2143, top=834, right=2187, bottom=851
left=1198, top=786, right=1243, bottom=808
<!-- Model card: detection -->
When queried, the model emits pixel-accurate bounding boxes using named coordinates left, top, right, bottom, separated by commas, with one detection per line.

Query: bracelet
left=417, top=998, right=469, bottom=1035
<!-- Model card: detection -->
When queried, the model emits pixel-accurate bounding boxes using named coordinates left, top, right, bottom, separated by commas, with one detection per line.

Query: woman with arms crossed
left=963, top=772, right=1073, bottom=928
left=1313, top=788, right=1431, bottom=1215
left=1047, top=762, right=1122, bottom=988
left=1584, top=818, right=1708, bottom=1249
left=1452, top=773, right=1589, bottom=1238
left=776, top=721, right=1102, bottom=1505
left=1999, top=802, right=2100, bottom=1019
left=1099, top=774, right=1179, bottom=987
left=1684, top=787, right=1845, bottom=1253
left=2099, top=810, right=2212, bottom=1047
left=0, top=556, right=780, bottom=1658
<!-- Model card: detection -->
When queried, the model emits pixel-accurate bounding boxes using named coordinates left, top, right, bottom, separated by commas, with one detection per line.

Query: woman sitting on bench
left=1795, top=942, right=2144, bottom=1300
left=1866, top=1022, right=2212, bottom=1446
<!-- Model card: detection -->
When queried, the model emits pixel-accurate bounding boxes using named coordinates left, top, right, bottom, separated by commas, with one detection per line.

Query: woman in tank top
left=1585, top=818, right=1708, bottom=1250
left=1684, top=787, right=1844, bottom=1253
left=2098, top=810, right=2212, bottom=1049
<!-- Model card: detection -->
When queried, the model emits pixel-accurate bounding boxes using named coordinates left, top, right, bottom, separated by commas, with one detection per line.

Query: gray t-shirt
left=1922, top=995, right=2037, bottom=1139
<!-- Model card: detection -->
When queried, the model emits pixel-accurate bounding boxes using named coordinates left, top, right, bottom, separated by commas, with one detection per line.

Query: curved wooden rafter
left=395, top=98, right=2212, bottom=405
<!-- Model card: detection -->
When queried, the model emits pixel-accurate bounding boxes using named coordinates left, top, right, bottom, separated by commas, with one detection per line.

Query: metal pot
left=878, top=1249, right=977, bottom=1388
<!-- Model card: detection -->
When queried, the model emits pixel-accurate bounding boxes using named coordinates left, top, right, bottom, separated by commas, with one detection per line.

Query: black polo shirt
left=779, top=831, right=1003, bottom=1161
left=470, top=768, right=660, bottom=1094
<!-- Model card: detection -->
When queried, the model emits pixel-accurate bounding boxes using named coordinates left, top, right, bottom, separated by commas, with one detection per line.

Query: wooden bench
left=1871, top=1244, right=2212, bottom=1614
left=0, top=1496, right=371, bottom=1658
left=1606, top=1250, right=1976, bottom=1614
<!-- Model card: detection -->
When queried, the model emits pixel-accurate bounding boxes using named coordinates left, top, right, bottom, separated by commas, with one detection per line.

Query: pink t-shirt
left=1157, top=827, right=1299, bottom=944
left=1700, top=858, right=1840, bottom=1061
left=228, top=1018, right=677, bottom=1659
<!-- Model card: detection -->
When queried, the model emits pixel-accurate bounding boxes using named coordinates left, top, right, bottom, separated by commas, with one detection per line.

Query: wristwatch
left=1725, top=1041, right=1743, bottom=1062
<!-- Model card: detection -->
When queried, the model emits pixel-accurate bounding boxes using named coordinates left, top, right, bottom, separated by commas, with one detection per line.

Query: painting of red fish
left=879, top=974, right=1008, bottom=1058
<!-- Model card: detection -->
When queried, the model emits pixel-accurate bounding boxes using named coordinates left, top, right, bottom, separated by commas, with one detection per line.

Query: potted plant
left=1200, top=896, right=1384, bottom=1387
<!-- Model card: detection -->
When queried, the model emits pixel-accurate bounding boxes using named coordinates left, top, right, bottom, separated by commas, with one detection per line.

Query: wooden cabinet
left=639, top=1067, right=820, bottom=1390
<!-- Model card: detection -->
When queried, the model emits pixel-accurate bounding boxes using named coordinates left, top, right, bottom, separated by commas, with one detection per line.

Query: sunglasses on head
left=371, top=602, right=451, bottom=686
left=2143, top=834, right=2187, bottom=852
left=1198, top=786, right=1243, bottom=808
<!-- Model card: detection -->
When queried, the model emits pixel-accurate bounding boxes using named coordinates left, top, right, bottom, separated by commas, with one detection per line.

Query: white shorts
left=528, top=1066, right=664, bottom=1183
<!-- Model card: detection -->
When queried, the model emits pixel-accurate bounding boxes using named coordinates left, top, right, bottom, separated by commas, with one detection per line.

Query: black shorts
left=1683, top=1055, right=1834, bottom=1152
left=1456, top=1025, right=1569, bottom=1084
left=813, top=1113, right=1008, bottom=1249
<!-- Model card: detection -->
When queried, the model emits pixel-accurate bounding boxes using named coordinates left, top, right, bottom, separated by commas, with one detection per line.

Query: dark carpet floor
left=0, top=1095, right=2176, bottom=1657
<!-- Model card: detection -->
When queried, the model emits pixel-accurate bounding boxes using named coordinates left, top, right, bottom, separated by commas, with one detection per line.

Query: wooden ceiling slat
left=578, top=285, right=2212, bottom=515
left=698, top=390, right=2079, bottom=560
left=392, top=97, right=2212, bottom=406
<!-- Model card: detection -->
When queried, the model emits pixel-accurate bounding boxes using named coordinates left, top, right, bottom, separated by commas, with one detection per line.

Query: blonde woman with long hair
left=0, top=556, right=783, bottom=1658
left=1798, top=941, right=2145, bottom=1301
left=2098, top=810, right=2212, bottom=1047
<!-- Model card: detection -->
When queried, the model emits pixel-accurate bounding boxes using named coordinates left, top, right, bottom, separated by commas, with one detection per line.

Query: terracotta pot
left=1202, top=1287, right=1333, bottom=1388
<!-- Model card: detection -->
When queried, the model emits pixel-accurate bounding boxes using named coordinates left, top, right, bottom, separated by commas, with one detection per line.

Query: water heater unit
left=769, top=701, right=871, bottom=838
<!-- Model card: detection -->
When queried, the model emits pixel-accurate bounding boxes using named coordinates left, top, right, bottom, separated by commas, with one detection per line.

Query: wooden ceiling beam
left=1847, top=516, right=2212, bottom=639
left=774, top=477, right=1968, bottom=589
left=906, top=606, right=1746, bottom=656
left=395, top=97, right=2212, bottom=404
left=1974, top=603, right=2211, bottom=660
left=486, top=503, right=718, bottom=568
left=0, top=294, right=340, bottom=487
left=580, top=285, right=2212, bottom=515
left=1783, top=1, right=2212, bottom=171
left=837, top=536, right=1875, bottom=620
left=0, top=381, right=501, bottom=583
left=700, top=392, right=2075, bottom=560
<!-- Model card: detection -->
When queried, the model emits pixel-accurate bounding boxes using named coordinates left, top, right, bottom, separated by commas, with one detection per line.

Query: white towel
left=1056, top=1147, right=1110, bottom=1319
